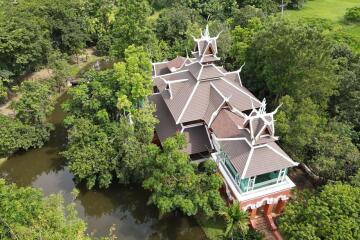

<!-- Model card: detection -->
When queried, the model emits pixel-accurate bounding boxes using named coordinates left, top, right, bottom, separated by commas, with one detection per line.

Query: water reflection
left=0, top=93, right=207, bottom=239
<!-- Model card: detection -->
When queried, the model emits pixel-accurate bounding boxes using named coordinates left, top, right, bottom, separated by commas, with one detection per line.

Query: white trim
left=242, top=194, right=289, bottom=211
left=163, top=78, right=189, bottom=84
left=180, top=123, right=185, bottom=133
left=210, top=82, right=228, bottom=100
left=179, top=58, right=188, bottom=69
left=266, top=144, right=299, bottom=166
left=220, top=77, right=261, bottom=104
left=209, top=63, right=225, bottom=76
left=155, top=69, right=189, bottom=78
left=197, top=65, right=204, bottom=80
left=176, top=81, right=200, bottom=124
left=214, top=136, right=252, bottom=148
left=182, top=122, right=204, bottom=129
left=208, top=99, right=226, bottom=126
left=213, top=154, right=296, bottom=204
left=241, top=148, right=254, bottom=179
left=205, top=127, right=215, bottom=150
left=254, top=124, right=268, bottom=141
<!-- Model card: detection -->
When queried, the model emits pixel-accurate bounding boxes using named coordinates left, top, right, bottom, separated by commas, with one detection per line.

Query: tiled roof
left=211, top=109, right=246, bottom=138
left=219, top=139, right=298, bottom=179
left=244, top=143, right=296, bottom=178
left=198, top=65, right=224, bottom=80
left=148, top=94, right=180, bottom=143
left=153, top=62, right=171, bottom=76
left=220, top=140, right=251, bottom=175
left=148, top=94, right=211, bottom=155
left=167, top=56, right=187, bottom=71
left=151, top=28, right=298, bottom=179
left=183, top=125, right=212, bottom=154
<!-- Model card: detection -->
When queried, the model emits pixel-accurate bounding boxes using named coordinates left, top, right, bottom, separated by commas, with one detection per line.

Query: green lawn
left=195, top=214, right=226, bottom=240
left=285, top=0, right=360, bottom=51
left=286, top=0, right=359, bottom=22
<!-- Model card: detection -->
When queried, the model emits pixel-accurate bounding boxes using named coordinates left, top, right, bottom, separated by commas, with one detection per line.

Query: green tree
left=279, top=183, right=360, bottom=240
left=0, top=116, right=44, bottom=158
left=345, top=6, right=360, bottom=23
left=330, top=43, right=360, bottom=132
left=0, top=179, right=91, bottom=240
left=231, top=5, right=265, bottom=28
left=13, top=81, right=55, bottom=126
left=240, top=0, right=278, bottom=15
left=155, top=4, right=200, bottom=45
left=110, top=0, right=153, bottom=58
left=0, top=2, right=51, bottom=76
left=228, top=18, right=263, bottom=70
left=221, top=202, right=249, bottom=240
left=143, top=134, right=225, bottom=217
left=62, top=118, right=117, bottom=189
left=0, top=79, right=8, bottom=103
left=179, top=0, right=238, bottom=20
left=113, top=104, right=158, bottom=184
left=276, top=95, right=327, bottom=161
left=114, top=45, right=153, bottom=105
left=39, top=0, right=89, bottom=54
left=63, top=45, right=156, bottom=189
left=309, top=126, right=360, bottom=181
left=48, top=50, right=71, bottom=92
left=245, top=19, right=337, bottom=108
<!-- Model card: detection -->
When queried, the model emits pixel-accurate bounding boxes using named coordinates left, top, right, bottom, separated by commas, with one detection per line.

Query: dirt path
left=0, top=48, right=98, bottom=117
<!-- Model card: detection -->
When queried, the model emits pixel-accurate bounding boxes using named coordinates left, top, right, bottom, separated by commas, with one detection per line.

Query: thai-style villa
left=149, top=26, right=298, bottom=234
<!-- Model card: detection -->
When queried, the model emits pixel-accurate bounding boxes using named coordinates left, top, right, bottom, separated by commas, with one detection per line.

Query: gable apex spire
left=203, top=24, right=210, bottom=39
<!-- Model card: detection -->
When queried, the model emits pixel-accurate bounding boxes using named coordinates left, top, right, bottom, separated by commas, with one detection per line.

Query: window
left=247, top=176, right=256, bottom=191
left=255, top=171, right=279, bottom=184
left=277, top=168, right=287, bottom=183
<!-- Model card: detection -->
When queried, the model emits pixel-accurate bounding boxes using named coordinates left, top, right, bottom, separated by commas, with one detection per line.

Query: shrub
left=345, top=6, right=360, bottom=23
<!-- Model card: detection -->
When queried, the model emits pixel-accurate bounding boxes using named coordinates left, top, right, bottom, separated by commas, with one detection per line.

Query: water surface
left=0, top=93, right=207, bottom=240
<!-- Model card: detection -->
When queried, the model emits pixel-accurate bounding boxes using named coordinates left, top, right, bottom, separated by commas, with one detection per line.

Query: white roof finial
left=259, top=98, right=267, bottom=115
left=203, top=25, right=210, bottom=39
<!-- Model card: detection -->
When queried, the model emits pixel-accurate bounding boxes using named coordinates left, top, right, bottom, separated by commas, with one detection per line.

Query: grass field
left=285, top=0, right=360, bottom=51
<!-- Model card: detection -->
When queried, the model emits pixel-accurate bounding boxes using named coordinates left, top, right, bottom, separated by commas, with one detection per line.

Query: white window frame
left=247, top=176, right=256, bottom=191
left=277, top=168, right=286, bottom=183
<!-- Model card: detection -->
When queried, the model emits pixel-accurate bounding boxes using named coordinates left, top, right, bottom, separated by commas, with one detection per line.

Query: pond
left=0, top=93, right=208, bottom=240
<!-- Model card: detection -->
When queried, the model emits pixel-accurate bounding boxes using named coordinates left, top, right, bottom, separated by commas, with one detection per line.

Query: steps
left=253, top=216, right=277, bottom=240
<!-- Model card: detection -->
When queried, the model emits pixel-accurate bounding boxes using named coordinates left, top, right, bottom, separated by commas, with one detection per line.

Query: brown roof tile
left=220, top=140, right=251, bottom=175
left=148, top=94, right=181, bottom=142
left=183, top=125, right=212, bottom=154
left=198, top=65, right=224, bottom=80
left=166, top=56, right=187, bottom=71
left=154, top=62, right=171, bottom=76
left=244, top=144, right=297, bottom=178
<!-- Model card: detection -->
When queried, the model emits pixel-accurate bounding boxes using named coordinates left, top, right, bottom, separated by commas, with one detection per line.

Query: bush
left=345, top=6, right=360, bottom=22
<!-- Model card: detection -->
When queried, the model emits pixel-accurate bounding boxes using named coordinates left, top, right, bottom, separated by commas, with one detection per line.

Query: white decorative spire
left=203, top=24, right=210, bottom=39
left=258, top=99, right=267, bottom=115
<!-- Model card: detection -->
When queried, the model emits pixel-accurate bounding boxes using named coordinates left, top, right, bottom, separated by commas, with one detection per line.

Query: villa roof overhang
left=148, top=93, right=212, bottom=155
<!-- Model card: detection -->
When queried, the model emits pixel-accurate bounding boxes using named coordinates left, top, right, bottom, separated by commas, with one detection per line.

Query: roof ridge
left=220, top=77, right=261, bottom=104
left=176, top=81, right=200, bottom=124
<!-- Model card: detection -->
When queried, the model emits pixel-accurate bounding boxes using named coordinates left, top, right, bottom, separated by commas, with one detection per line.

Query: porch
left=212, top=151, right=295, bottom=204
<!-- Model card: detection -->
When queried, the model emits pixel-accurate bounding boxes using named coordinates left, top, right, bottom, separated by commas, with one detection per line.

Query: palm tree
left=221, top=201, right=249, bottom=240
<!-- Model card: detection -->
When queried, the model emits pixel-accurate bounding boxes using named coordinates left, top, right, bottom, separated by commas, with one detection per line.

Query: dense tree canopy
left=245, top=19, right=337, bottom=108
left=143, top=134, right=225, bottom=217
left=0, top=179, right=91, bottom=240
left=0, top=80, right=59, bottom=157
left=0, top=116, right=43, bottom=158
left=63, top=45, right=158, bottom=189
left=0, top=4, right=50, bottom=76
left=110, top=0, right=153, bottom=58
left=279, top=183, right=360, bottom=240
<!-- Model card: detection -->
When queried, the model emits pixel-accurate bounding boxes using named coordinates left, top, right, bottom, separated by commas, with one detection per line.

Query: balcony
left=212, top=152, right=295, bottom=202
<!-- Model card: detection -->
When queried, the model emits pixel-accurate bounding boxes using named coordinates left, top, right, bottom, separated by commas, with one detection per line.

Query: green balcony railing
left=216, top=151, right=287, bottom=194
